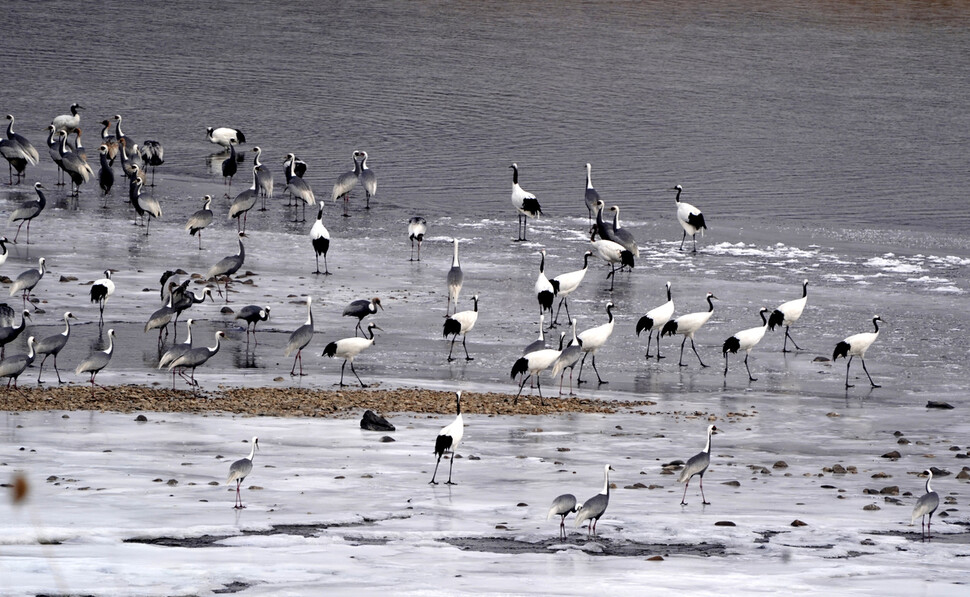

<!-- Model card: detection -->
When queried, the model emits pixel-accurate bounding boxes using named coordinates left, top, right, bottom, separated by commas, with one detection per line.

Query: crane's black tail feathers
left=443, top=318, right=461, bottom=338
left=636, top=316, right=653, bottom=336
left=660, top=320, right=678, bottom=337
left=322, top=341, right=338, bottom=358
left=90, top=284, right=108, bottom=304
left=767, top=309, right=785, bottom=331
left=434, top=433, right=453, bottom=457
left=511, top=356, right=529, bottom=380
left=722, top=336, right=740, bottom=355
left=833, top=341, right=850, bottom=361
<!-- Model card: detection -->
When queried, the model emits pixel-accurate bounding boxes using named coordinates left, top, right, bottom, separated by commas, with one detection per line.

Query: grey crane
left=57, top=130, right=93, bottom=197
left=114, top=115, right=135, bottom=150
left=130, top=177, right=162, bottom=234
left=331, top=151, right=361, bottom=217
left=0, top=336, right=35, bottom=389
left=282, top=152, right=315, bottom=222
left=35, top=311, right=77, bottom=384
left=235, top=305, right=270, bottom=345
left=45, top=124, right=66, bottom=186
left=358, top=150, right=377, bottom=209
left=185, top=195, right=214, bottom=250
left=205, top=236, right=245, bottom=302
left=407, top=216, right=427, bottom=261
left=678, top=424, right=717, bottom=506
left=75, top=328, right=115, bottom=392
left=171, top=286, right=213, bottom=332
left=310, top=206, right=330, bottom=274
left=1, top=114, right=39, bottom=184
left=9, top=182, right=47, bottom=244
left=139, top=139, right=164, bottom=186
left=228, top=165, right=259, bottom=235
left=322, top=322, right=382, bottom=387
left=10, top=257, right=46, bottom=311
left=430, top=391, right=463, bottom=485
left=282, top=152, right=310, bottom=208
left=607, top=205, right=639, bottom=261
left=343, top=297, right=382, bottom=336
left=575, top=464, right=614, bottom=538
left=90, top=270, right=115, bottom=326
left=550, top=318, right=583, bottom=395
left=169, top=330, right=225, bottom=389
left=284, top=296, right=313, bottom=376
left=522, top=314, right=547, bottom=355
left=548, top=493, right=579, bottom=539
left=145, top=284, right=177, bottom=344
left=227, top=436, right=258, bottom=509
left=0, top=310, right=31, bottom=359
left=158, top=318, right=195, bottom=388
left=912, top=469, right=940, bottom=540
left=252, top=146, right=273, bottom=210
left=446, top=238, right=463, bottom=315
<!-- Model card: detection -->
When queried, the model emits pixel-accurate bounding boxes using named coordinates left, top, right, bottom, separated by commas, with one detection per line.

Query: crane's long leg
left=53, top=354, right=63, bottom=384
left=447, top=336, right=457, bottom=361
left=350, top=361, right=366, bottom=387
left=590, top=354, right=606, bottom=384
left=783, top=326, right=802, bottom=352
left=690, top=338, right=708, bottom=368
left=338, top=360, right=347, bottom=386
left=845, top=356, right=854, bottom=388
left=678, top=337, right=688, bottom=367
left=515, top=374, right=530, bottom=403
left=576, top=353, right=589, bottom=384
left=681, top=477, right=691, bottom=505
left=462, top=335, right=473, bottom=361
left=700, top=474, right=709, bottom=505
left=680, top=230, right=687, bottom=251
left=860, top=357, right=880, bottom=388
left=37, top=355, right=49, bottom=383
left=744, top=354, right=757, bottom=382
left=445, top=450, right=457, bottom=485
left=430, top=453, right=442, bottom=484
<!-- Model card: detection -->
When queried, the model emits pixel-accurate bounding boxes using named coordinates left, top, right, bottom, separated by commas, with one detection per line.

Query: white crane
left=510, top=333, right=563, bottom=404
left=673, top=184, right=707, bottom=252
left=430, top=391, right=463, bottom=485
left=407, top=216, right=427, bottom=261
left=206, top=126, right=245, bottom=148
left=576, top=302, right=615, bottom=385
left=510, top=163, right=542, bottom=241
left=661, top=292, right=717, bottom=368
left=833, top=315, right=883, bottom=388
left=722, top=307, right=770, bottom=381
left=635, top=281, right=674, bottom=361
left=768, top=280, right=809, bottom=352
left=534, top=249, right=556, bottom=317
left=589, top=235, right=634, bottom=291
left=443, top=295, right=478, bottom=362
left=549, top=251, right=591, bottom=327
left=311, top=206, right=331, bottom=275
left=323, top=322, right=382, bottom=387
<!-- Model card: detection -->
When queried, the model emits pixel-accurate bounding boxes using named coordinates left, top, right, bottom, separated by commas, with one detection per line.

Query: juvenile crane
left=911, top=469, right=940, bottom=540
left=407, top=216, right=427, bottom=261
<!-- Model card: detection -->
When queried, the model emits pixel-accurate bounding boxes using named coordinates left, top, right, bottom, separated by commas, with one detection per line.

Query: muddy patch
left=438, top=535, right=727, bottom=558
left=865, top=528, right=970, bottom=545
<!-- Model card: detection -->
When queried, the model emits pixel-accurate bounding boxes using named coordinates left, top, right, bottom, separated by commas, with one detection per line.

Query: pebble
left=791, top=519, right=808, bottom=527
left=714, top=521, right=736, bottom=526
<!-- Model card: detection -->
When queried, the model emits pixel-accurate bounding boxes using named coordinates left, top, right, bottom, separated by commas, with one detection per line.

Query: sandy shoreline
left=0, top=384, right=658, bottom=417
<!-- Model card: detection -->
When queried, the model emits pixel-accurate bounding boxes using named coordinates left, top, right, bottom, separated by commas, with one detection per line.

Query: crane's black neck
left=511, top=164, right=519, bottom=184
left=666, top=284, right=672, bottom=302
left=472, top=297, right=479, bottom=312
left=606, top=303, right=614, bottom=322
left=455, top=394, right=462, bottom=415
left=706, top=295, right=715, bottom=312
left=759, top=309, right=768, bottom=325
left=872, top=317, right=880, bottom=333
left=582, top=252, right=590, bottom=269
left=539, top=251, right=545, bottom=273
left=801, top=281, right=809, bottom=298
left=674, top=187, right=682, bottom=203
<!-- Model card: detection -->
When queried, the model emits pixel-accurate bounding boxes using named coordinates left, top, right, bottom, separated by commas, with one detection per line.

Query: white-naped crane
left=185, top=195, right=214, bottom=250
left=343, top=297, right=383, bottom=336
left=205, top=235, right=245, bottom=302
left=430, top=391, right=464, bottom=485
left=576, top=301, right=615, bottom=385
left=9, top=182, right=47, bottom=244
left=550, top=251, right=591, bottom=328
left=678, top=424, right=717, bottom=505
left=169, top=330, right=225, bottom=389
left=607, top=205, right=639, bottom=261
left=332, top=151, right=360, bottom=217
left=57, top=130, right=93, bottom=197
left=833, top=315, right=883, bottom=388
left=636, top=281, right=674, bottom=361
left=912, top=469, right=940, bottom=540
left=550, top=318, right=583, bottom=395
left=228, top=164, right=259, bottom=235
left=139, top=139, right=164, bottom=186
left=510, top=163, right=542, bottom=242
left=0, top=335, right=35, bottom=389
left=310, top=206, right=331, bottom=275
left=548, top=493, right=579, bottom=539
left=407, top=216, right=427, bottom=261
left=10, top=257, right=46, bottom=311
left=673, top=184, right=707, bottom=252
left=583, top=163, right=601, bottom=224
left=35, top=312, right=76, bottom=384
left=75, top=328, right=114, bottom=393
left=358, top=150, right=377, bottom=209
left=768, top=279, right=809, bottom=352
left=158, top=318, right=195, bottom=388
left=284, top=296, right=314, bottom=376
left=511, top=331, right=563, bottom=404
left=661, top=292, right=717, bottom=368
left=575, top=464, right=614, bottom=538
left=0, top=310, right=30, bottom=359
left=206, top=126, right=245, bottom=148
left=446, top=238, right=463, bottom=315
left=227, top=436, right=258, bottom=509
left=284, top=152, right=315, bottom=222
left=722, top=307, right=769, bottom=381
left=443, top=295, right=478, bottom=362
left=1, top=114, right=39, bottom=184
left=534, top=249, right=556, bottom=317
left=89, top=270, right=115, bottom=326
left=252, top=146, right=273, bottom=210
left=130, top=177, right=162, bottom=234
left=323, top=321, right=382, bottom=387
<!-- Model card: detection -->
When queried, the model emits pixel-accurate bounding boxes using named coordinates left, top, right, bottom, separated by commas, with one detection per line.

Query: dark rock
left=714, top=521, right=736, bottom=526
left=929, top=467, right=950, bottom=477
left=135, top=414, right=148, bottom=422
left=220, top=306, right=234, bottom=314
left=813, top=356, right=830, bottom=362
left=791, top=519, right=808, bottom=527
left=722, top=480, right=741, bottom=487
left=360, top=410, right=395, bottom=432
left=881, top=451, right=901, bottom=460
left=863, top=504, right=880, bottom=511
left=647, top=555, right=664, bottom=561
left=956, top=470, right=970, bottom=480
left=773, top=461, right=788, bottom=469
left=380, top=436, right=395, bottom=443
left=832, top=464, right=847, bottom=474
left=926, top=401, right=954, bottom=409
left=879, top=486, right=899, bottom=495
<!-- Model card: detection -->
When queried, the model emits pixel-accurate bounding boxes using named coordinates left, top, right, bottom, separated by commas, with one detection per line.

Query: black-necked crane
left=550, top=251, right=591, bottom=327
left=323, top=321, right=382, bottom=387
left=185, top=195, right=214, bottom=250
left=430, top=391, right=463, bottom=485
left=575, top=464, right=613, bottom=538
left=10, top=257, right=46, bottom=311
left=550, top=318, right=583, bottom=395
left=443, top=295, right=478, bottom=362
left=768, top=279, right=809, bottom=352
left=9, top=182, right=47, bottom=244
left=310, top=206, right=331, bottom=275
left=358, top=150, right=377, bottom=209
left=446, top=238, right=463, bottom=316
left=235, top=306, right=270, bottom=345
left=673, top=184, right=707, bottom=252
left=636, top=281, right=674, bottom=361
left=205, top=235, right=245, bottom=302
left=912, top=469, right=940, bottom=540
left=576, top=301, right=615, bottom=385
left=0, top=335, right=35, bottom=389
left=534, top=249, right=556, bottom=317
left=511, top=333, right=563, bottom=404
left=661, top=292, right=717, bottom=368
left=75, top=328, right=114, bottom=393
left=722, top=307, right=769, bottom=381
left=584, top=163, right=601, bottom=224
left=343, top=297, right=383, bottom=336
left=678, top=424, right=717, bottom=505
left=407, top=216, right=427, bottom=261
left=89, top=270, right=115, bottom=326
left=52, top=103, right=82, bottom=133
left=97, top=144, right=113, bottom=200
left=589, top=234, right=634, bottom=292
left=548, top=493, right=579, bottom=539
left=510, top=163, right=542, bottom=242
left=169, top=330, right=225, bottom=389
left=206, top=126, right=246, bottom=148
left=833, top=315, right=883, bottom=388
left=284, top=296, right=314, bottom=376
left=227, top=436, right=258, bottom=509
